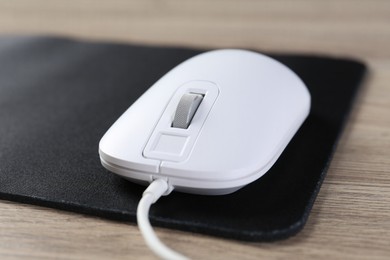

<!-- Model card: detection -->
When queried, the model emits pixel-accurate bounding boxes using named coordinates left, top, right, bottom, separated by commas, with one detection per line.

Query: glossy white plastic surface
left=99, top=49, right=311, bottom=195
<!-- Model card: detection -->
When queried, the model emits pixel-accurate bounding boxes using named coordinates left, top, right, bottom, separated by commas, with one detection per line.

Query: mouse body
left=99, top=49, right=310, bottom=195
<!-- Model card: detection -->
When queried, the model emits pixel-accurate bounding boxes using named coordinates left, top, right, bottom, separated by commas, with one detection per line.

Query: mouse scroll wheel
left=172, top=93, right=204, bottom=129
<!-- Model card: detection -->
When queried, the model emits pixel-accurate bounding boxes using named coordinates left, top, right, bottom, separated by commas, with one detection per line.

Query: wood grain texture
left=0, top=1, right=389, bottom=259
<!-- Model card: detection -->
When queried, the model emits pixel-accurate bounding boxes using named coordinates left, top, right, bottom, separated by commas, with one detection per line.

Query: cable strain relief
left=143, top=178, right=173, bottom=203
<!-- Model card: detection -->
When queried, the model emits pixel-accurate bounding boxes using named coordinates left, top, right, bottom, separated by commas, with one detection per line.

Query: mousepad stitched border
left=0, top=36, right=366, bottom=241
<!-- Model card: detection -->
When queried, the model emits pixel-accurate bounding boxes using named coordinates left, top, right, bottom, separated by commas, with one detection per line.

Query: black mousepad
left=0, top=36, right=366, bottom=241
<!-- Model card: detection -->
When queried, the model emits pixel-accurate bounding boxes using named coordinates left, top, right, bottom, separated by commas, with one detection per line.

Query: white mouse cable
left=137, top=178, right=189, bottom=260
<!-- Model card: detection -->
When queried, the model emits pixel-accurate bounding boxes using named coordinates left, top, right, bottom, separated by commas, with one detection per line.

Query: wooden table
left=0, top=1, right=389, bottom=259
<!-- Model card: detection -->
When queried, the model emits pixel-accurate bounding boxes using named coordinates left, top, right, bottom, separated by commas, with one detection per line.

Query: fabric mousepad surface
left=0, top=36, right=366, bottom=241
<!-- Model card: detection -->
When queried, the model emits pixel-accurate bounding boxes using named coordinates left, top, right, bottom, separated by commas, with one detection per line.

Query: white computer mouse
left=99, top=49, right=311, bottom=195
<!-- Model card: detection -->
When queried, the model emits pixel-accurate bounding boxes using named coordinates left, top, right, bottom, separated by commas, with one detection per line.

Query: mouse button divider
left=143, top=81, right=219, bottom=162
